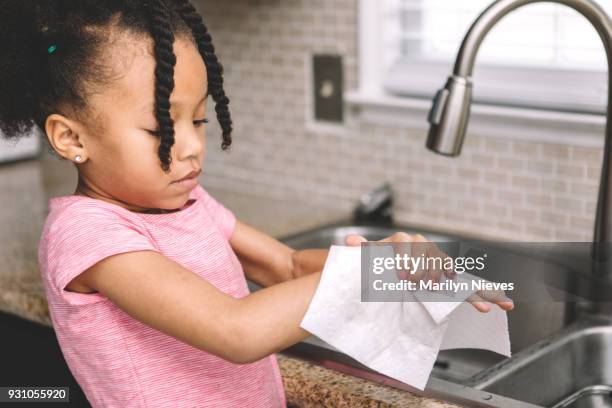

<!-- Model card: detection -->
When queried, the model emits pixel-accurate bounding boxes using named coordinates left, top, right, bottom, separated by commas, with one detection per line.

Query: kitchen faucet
left=426, top=0, right=612, bottom=314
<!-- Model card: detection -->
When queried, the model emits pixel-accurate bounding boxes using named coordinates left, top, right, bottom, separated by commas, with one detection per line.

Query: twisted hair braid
left=0, top=0, right=233, bottom=172
left=146, top=0, right=177, bottom=172
left=173, top=0, right=232, bottom=150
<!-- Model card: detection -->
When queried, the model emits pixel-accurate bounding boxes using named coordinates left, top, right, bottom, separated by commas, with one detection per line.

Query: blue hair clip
left=47, top=44, right=57, bottom=54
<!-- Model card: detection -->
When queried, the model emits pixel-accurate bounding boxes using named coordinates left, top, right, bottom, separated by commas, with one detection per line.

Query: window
left=382, top=0, right=610, bottom=114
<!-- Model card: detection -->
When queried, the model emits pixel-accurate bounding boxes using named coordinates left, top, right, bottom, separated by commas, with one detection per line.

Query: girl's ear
left=45, top=113, right=87, bottom=162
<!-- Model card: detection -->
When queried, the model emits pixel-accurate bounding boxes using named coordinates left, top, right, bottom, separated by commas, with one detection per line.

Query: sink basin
left=246, top=221, right=580, bottom=407
left=276, top=223, right=456, bottom=248
left=468, top=314, right=612, bottom=408
left=269, top=222, right=508, bottom=383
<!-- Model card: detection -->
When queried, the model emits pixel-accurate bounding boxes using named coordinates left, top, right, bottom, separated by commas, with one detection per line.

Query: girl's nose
left=175, top=125, right=205, bottom=162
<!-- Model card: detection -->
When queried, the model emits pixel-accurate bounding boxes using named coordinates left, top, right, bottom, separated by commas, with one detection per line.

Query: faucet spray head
left=426, top=75, right=473, bottom=156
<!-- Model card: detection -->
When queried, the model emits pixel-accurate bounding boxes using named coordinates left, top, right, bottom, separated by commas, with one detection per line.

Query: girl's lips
left=175, top=168, right=202, bottom=182
left=171, top=176, right=198, bottom=189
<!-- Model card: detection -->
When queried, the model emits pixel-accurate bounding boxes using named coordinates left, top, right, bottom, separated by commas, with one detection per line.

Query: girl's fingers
left=346, top=234, right=367, bottom=246
left=491, top=298, right=514, bottom=310
left=476, top=290, right=515, bottom=310
left=378, top=231, right=422, bottom=243
left=349, top=232, right=515, bottom=313
left=466, top=293, right=491, bottom=313
left=495, top=300, right=515, bottom=311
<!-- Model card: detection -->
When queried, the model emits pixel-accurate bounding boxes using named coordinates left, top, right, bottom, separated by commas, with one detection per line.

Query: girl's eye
left=194, top=118, right=209, bottom=127
left=144, top=119, right=208, bottom=136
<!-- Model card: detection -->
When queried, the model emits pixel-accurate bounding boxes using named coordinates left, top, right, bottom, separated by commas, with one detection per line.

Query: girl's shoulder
left=49, top=192, right=142, bottom=217
left=43, top=193, right=150, bottom=241
left=39, top=194, right=160, bottom=308
left=41, top=184, right=225, bottom=238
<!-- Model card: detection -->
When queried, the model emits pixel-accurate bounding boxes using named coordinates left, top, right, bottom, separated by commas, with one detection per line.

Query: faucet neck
left=453, top=0, right=612, bottom=78
left=452, top=0, right=612, bottom=252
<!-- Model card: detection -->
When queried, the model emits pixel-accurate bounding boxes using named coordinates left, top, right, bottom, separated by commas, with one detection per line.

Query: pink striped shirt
left=37, top=184, right=287, bottom=407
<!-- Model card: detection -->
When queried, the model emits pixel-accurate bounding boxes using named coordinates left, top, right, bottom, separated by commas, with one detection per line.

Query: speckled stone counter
left=277, top=355, right=461, bottom=408
left=0, top=152, right=460, bottom=408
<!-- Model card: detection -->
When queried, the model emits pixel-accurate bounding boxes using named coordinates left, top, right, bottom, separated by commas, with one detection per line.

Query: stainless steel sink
left=468, top=314, right=612, bottom=408
left=246, top=221, right=584, bottom=407
left=278, top=224, right=456, bottom=247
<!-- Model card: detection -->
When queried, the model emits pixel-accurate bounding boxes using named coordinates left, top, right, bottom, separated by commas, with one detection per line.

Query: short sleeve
left=195, top=186, right=237, bottom=240
left=44, top=204, right=159, bottom=306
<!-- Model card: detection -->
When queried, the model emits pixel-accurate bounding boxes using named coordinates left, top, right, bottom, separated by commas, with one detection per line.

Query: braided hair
left=0, top=0, right=232, bottom=173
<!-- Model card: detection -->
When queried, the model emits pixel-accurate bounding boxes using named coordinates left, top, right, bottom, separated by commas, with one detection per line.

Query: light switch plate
left=312, top=54, right=344, bottom=123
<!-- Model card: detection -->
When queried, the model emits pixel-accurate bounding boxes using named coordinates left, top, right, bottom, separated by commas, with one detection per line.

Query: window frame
left=345, top=0, right=607, bottom=148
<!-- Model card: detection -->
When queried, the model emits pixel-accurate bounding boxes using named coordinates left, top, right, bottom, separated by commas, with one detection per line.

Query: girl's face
left=55, top=33, right=208, bottom=212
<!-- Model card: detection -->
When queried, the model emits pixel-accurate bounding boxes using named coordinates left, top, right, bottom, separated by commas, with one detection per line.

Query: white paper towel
left=299, top=245, right=511, bottom=391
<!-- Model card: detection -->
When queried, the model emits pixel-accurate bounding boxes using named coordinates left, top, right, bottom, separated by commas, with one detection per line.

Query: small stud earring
left=74, top=155, right=82, bottom=163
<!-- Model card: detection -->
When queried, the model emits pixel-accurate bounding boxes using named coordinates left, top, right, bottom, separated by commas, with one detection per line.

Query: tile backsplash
left=194, top=0, right=602, bottom=242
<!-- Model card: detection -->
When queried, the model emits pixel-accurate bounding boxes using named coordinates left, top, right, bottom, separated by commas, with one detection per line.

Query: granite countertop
left=0, top=152, right=459, bottom=408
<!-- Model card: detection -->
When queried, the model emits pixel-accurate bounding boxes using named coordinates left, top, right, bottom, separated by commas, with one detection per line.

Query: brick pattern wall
left=194, top=0, right=602, bottom=242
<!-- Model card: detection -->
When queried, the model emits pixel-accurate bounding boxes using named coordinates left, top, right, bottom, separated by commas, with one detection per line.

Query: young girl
left=0, top=1, right=513, bottom=407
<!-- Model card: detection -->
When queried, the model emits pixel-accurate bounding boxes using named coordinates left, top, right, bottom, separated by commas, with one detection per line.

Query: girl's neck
left=74, top=181, right=184, bottom=214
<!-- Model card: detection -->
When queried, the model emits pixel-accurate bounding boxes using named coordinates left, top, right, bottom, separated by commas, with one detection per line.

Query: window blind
left=383, top=0, right=612, bottom=113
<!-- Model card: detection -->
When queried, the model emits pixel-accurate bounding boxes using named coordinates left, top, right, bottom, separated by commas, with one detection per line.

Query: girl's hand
left=346, top=232, right=455, bottom=282
left=345, top=233, right=514, bottom=313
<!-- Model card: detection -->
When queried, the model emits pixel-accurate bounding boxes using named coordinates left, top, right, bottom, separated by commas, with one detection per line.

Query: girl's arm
left=78, top=249, right=321, bottom=364
left=230, top=220, right=329, bottom=286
